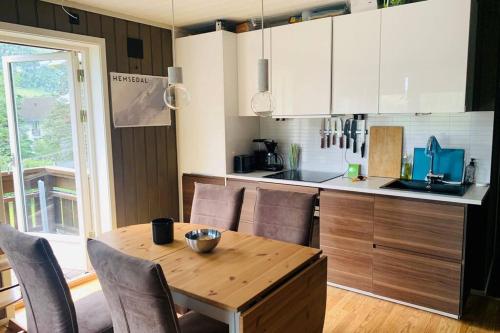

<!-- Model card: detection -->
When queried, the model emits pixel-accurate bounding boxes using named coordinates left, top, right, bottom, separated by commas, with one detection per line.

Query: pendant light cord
left=261, top=0, right=264, bottom=59
left=171, top=0, right=176, bottom=67
left=61, top=0, right=78, bottom=20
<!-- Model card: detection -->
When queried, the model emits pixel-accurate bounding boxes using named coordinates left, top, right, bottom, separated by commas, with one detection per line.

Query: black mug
left=151, top=218, right=174, bottom=245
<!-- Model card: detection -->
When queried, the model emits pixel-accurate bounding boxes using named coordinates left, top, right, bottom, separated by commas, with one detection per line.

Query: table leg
left=229, top=311, right=240, bottom=333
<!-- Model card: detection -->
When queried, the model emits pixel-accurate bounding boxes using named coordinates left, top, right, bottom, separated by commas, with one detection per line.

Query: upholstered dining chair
left=87, top=239, right=228, bottom=333
left=190, top=183, right=245, bottom=231
left=253, top=188, right=317, bottom=246
left=0, top=224, right=113, bottom=333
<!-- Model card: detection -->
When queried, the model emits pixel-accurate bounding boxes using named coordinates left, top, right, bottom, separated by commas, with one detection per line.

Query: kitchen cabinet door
left=237, top=29, right=271, bottom=117
left=271, top=18, right=332, bottom=116
left=379, top=0, right=472, bottom=114
left=374, top=196, right=465, bottom=261
left=320, top=190, right=374, bottom=253
left=320, top=190, right=374, bottom=292
left=176, top=32, right=227, bottom=177
left=373, top=246, right=461, bottom=316
left=332, top=10, right=381, bottom=115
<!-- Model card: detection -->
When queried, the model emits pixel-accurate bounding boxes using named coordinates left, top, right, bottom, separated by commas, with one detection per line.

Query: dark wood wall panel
left=0, top=1, right=179, bottom=227
left=0, top=1, right=18, bottom=24
left=17, top=0, right=37, bottom=27
left=36, top=1, right=55, bottom=30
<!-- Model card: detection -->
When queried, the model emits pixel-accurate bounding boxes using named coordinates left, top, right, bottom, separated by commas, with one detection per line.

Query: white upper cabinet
left=237, top=29, right=271, bottom=117
left=176, top=32, right=227, bottom=176
left=379, top=0, right=472, bottom=114
left=271, top=18, right=332, bottom=116
left=332, top=10, right=381, bottom=115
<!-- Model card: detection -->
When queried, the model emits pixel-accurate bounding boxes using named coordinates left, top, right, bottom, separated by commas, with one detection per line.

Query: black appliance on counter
left=253, top=139, right=284, bottom=172
left=264, top=170, right=343, bottom=183
left=234, top=155, right=255, bottom=173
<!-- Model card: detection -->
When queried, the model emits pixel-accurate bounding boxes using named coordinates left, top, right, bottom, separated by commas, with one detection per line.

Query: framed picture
left=110, top=72, right=171, bottom=127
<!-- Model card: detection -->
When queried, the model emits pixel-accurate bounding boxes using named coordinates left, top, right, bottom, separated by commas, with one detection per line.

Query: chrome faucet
left=425, top=136, right=444, bottom=184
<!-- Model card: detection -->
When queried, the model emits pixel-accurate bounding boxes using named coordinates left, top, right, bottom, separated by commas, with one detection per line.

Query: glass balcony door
left=2, top=51, right=91, bottom=271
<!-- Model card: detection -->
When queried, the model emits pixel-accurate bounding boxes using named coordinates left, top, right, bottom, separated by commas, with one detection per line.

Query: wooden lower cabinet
left=320, top=190, right=374, bottom=292
left=373, top=246, right=462, bottom=315
left=320, top=191, right=467, bottom=316
left=182, top=174, right=225, bottom=222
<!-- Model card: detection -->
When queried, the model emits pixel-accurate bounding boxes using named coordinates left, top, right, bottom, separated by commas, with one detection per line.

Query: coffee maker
left=253, top=139, right=284, bottom=171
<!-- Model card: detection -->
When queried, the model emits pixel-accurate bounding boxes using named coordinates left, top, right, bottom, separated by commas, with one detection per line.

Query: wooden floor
left=324, top=288, right=500, bottom=332
left=6, top=280, right=500, bottom=332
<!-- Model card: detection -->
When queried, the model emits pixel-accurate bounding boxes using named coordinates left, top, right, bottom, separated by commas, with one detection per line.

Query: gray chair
left=0, top=224, right=113, bottom=333
left=190, top=183, right=244, bottom=231
left=253, top=188, right=316, bottom=246
left=87, top=238, right=228, bottom=333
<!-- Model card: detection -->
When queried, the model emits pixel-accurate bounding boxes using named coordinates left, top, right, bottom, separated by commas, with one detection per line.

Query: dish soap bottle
left=401, top=154, right=412, bottom=180
left=464, top=158, right=476, bottom=184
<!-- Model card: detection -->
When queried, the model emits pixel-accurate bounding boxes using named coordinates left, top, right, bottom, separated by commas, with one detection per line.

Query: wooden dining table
left=98, top=223, right=327, bottom=333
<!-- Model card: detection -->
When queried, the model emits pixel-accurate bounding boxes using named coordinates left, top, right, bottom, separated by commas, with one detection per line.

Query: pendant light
left=251, top=0, right=274, bottom=117
left=164, top=0, right=191, bottom=110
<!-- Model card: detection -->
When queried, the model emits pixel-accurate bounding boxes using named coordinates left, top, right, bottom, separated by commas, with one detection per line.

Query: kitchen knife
left=320, top=119, right=326, bottom=149
left=338, top=118, right=344, bottom=148
left=326, top=118, right=332, bottom=148
left=359, top=120, right=366, bottom=158
left=351, top=119, right=358, bottom=153
left=344, top=119, right=350, bottom=149
left=332, top=118, right=337, bottom=146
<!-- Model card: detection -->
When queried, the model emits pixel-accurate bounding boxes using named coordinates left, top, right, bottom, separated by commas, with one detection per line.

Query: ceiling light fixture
left=251, top=0, right=274, bottom=117
left=163, top=0, right=191, bottom=110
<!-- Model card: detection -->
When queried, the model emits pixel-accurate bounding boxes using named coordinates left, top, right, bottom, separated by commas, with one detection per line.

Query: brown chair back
left=0, top=224, right=78, bottom=333
left=87, top=239, right=180, bottom=333
left=253, top=188, right=316, bottom=246
left=190, top=183, right=245, bottom=231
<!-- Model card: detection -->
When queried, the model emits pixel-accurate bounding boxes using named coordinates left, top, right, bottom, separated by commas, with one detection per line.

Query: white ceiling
left=46, top=0, right=346, bottom=28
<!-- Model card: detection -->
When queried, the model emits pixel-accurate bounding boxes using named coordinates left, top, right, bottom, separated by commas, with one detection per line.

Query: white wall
left=260, top=112, right=494, bottom=184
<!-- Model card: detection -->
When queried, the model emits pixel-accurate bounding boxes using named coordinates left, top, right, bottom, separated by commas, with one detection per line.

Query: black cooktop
left=264, top=170, right=343, bottom=183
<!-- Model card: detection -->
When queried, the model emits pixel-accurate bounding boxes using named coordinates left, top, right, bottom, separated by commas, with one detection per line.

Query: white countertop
left=226, top=171, right=489, bottom=205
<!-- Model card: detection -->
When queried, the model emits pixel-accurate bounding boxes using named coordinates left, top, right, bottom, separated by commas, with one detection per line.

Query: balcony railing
left=1, top=166, right=79, bottom=236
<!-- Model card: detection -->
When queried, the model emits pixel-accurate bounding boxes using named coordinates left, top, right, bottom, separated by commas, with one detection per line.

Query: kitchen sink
left=381, top=179, right=469, bottom=197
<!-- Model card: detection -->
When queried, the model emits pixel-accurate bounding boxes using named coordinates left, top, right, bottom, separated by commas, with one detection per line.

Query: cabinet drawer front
left=227, top=179, right=258, bottom=223
left=257, top=182, right=319, bottom=195
left=373, top=246, right=461, bottom=315
left=322, top=245, right=372, bottom=292
left=320, top=190, right=374, bottom=253
left=374, top=197, right=464, bottom=260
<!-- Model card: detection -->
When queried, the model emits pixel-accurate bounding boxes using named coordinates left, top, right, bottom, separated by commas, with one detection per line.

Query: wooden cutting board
left=368, top=126, right=403, bottom=178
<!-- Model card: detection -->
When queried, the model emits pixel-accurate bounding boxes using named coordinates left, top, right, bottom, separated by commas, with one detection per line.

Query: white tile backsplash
left=260, top=112, right=494, bottom=184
